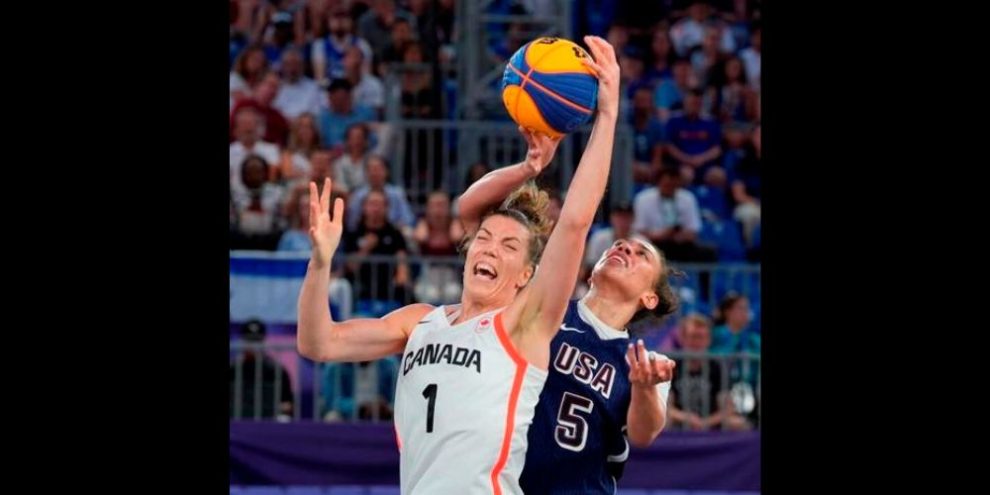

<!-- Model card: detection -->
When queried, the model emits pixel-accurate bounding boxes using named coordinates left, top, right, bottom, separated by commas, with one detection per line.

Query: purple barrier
left=230, top=422, right=760, bottom=491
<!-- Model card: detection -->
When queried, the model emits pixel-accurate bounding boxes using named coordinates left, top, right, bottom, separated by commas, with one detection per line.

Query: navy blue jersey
left=520, top=300, right=638, bottom=494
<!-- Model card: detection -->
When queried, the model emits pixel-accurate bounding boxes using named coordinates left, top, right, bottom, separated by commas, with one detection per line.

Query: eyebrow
left=630, top=238, right=659, bottom=261
left=478, top=227, right=493, bottom=237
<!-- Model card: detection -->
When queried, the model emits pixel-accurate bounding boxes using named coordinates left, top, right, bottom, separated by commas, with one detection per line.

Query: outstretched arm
left=503, top=36, right=621, bottom=365
left=296, top=178, right=432, bottom=362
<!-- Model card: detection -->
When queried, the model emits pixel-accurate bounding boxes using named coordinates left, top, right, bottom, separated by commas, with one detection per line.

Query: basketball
left=501, top=37, right=599, bottom=138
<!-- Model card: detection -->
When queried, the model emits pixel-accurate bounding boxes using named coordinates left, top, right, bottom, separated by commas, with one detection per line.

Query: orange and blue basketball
left=501, top=37, right=599, bottom=138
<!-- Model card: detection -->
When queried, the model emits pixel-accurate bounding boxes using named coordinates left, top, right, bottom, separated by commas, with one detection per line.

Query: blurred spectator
left=711, top=293, right=759, bottom=355
left=452, top=162, right=492, bottom=217
left=631, top=86, right=666, bottom=186
left=278, top=184, right=316, bottom=252
left=584, top=202, right=635, bottom=269
left=606, top=25, right=630, bottom=55
left=230, top=45, right=270, bottom=109
left=231, top=155, right=286, bottom=246
left=273, top=48, right=323, bottom=121
left=231, top=72, right=291, bottom=146
left=358, top=0, right=415, bottom=68
left=346, top=156, right=417, bottom=233
left=408, top=0, right=440, bottom=62
left=710, top=292, right=760, bottom=426
left=619, top=45, right=650, bottom=108
left=690, top=27, right=727, bottom=89
left=322, top=358, right=399, bottom=421
left=333, top=123, right=372, bottom=193
left=739, top=24, right=760, bottom=90
left=311, top=6, right=374, bottom=83
left=709, top=56, right=756, bottom=123
left=665, top=89, right=722, bottom=179
left=400, top=43, right=439, bottom=119
left=413, top=191, right=464, bottom=303
left=692, top=165, right=730, bottom=222
left=633, top=167, right=715, bottom=262
left=573, top=0, right=619, bottom=38
left=669, top=1, right=735, bottom=57
left=728, top=124, right=760, bottom=245
left=317, top=78, right=376, bottom=149
left=301, top=149, right=350, bottom=198
left=343, top=190, right=412, bottom=308
left=231, top=0, right=269, bottom=42
left=278, top=113, right=322, bottom=183
left=342, top=45, right=386, bottom=118
left=230, top=319, right=294, bottom=421
left=655, top=58, right=696, bottom=122
left=645, top=28, right=676, bottom=84
left=230, top=108, right=281, bottom=188
left=435, top=0, right=456, bottom=47
left=259, top=0, right=300, bottom=67
left=381, top=17, right=416, bottom=68
left=666, top=313, right=750, bottom=431
left=293, top=0, right=333, bottom=45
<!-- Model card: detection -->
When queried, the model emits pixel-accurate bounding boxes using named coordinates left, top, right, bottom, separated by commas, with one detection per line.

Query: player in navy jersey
left=460, top=143, right=680, bottom=495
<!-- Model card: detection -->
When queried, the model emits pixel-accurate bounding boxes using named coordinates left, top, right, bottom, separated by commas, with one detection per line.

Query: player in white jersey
left=296, top=36, right=622, bottom=494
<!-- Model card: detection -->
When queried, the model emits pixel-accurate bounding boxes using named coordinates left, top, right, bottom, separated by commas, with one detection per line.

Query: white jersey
left=394, top=305, right=548, bottom=494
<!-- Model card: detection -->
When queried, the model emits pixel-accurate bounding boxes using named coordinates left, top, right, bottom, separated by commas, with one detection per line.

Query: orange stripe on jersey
left=394, top=423, right=402, bottom=452
left=490, top=312, right=527, bottom=495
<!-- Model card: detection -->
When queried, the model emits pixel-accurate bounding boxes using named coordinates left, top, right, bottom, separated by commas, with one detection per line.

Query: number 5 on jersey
left=555, top=392, right=594, bottom=451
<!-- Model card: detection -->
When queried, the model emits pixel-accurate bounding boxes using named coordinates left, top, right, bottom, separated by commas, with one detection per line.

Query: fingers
left=321, top=178, right=332, bottom=214
left=651, top=355, right=675, bottom=382
left=581, top=58, right=605, bottom=79
left=637, top=339, right=648, bottom=367
left=519, top=126, right=537, bottom=147
left=332, top=197, right=345, bottom=225
left=309, top=181, right=320, bottom=227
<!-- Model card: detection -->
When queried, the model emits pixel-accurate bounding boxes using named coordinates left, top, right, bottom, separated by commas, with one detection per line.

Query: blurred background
left=229, top=1, right=761, bottom=493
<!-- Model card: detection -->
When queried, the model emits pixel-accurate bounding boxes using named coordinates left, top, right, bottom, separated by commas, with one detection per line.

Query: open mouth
left=473, top=262, right=498, bottom=281
left=605, top=253, right=629, bottom=267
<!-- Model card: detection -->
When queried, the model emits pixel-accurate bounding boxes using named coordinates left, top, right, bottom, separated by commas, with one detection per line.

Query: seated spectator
left=708, top=56, right=757, bottom=123
left=346, top=156, right=417, bottom=234
left=230, top=108, right=281, bottom=188
left=273, top=48, right=323, bottom=121
left=665, top=89, right=722, bottom=181
left=666, top=313, right=751, bottom=431
left=231, top=72, right=291, bottom=147
left=729, top=124, right=761, bottom=247
left=317, top=78, right=376, bottom=150
left=357, top=0, right=415, bottom=70
left=229, top=319, right=293, bottom=421
left=645, top=28, right=675, bottom=84
left=413, top=191, right=464, bottom=304
left=231, top=155, right=286, bottom=250
left=739, top=25, right=760, bottom=90
left=342, top=45, right=386, bottom=119
left=311, top=6, right=374, bottom=83
left=710, top=292, right=760, bottom=426
left=654, top=57, right=696, bottom=122
left=278, top=113, right=322, bottom=183
left=230, top=45, right=269, bottom=110
left=343, top=190, right=412, bottom=311
left=333, top=123, right=372, bottom=193
left=691, top=166, right=730, bottom=221
left=633, top=166, right=716, bottom=262
left=630, top=86, right=666, bottom=187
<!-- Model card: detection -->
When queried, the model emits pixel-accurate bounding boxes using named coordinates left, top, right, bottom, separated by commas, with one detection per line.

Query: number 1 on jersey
left=422, top=383, right=438, bottom=433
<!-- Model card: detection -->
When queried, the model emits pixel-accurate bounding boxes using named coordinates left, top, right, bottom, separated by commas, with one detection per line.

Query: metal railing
left=373, top=119, right=637, bottom=220
left=230, top=252, right=760, bottom=320
left=230, top=341, right=760, bottom=431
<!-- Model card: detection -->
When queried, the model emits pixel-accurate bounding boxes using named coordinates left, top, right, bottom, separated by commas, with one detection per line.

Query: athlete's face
left=462, top=215, right=534, bottom=304
left=591, top=237, right=662, bottom=313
